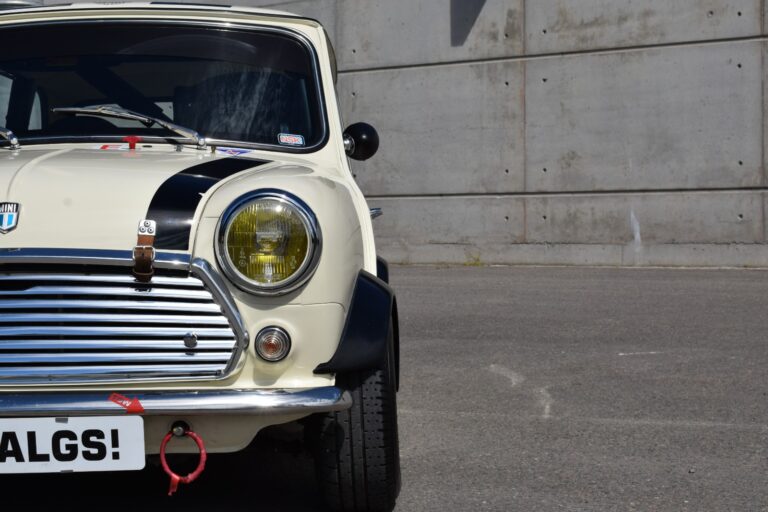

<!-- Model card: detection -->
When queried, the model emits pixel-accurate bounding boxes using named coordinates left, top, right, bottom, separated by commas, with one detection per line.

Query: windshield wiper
left=0, top=128, right=19, bottom=150
left=52, top=105, right=207, bottom=149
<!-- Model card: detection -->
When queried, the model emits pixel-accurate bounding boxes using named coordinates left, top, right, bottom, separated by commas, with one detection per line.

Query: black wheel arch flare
left=314, top=260, right=400, bottom=388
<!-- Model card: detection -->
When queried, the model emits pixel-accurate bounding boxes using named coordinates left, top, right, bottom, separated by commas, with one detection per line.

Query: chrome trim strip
left=0, top=299, right=221, bottom=312
left=215, top=190, right=322, bottom=297
left=0, top=352, right=233, bottom=364
left=0, top=248, right=191, bottom=268
left=0, top=274, right=204, bottom=287
left=191, top=258, right=250, bottom=375
left=0, top=339, right=236, bottom=350
left=0, top=313, right=230, bottom=325
left=0, top=326, right=235, bottom=337
left=0, top=286, right=214, bottom=299
left=0, top=364, right=223, bottom=380
left=0, top=387, right=352, bottom=417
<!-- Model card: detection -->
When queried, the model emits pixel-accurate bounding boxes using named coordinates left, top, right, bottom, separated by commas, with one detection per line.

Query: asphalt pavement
left=5, top=265, right=768, bottom=511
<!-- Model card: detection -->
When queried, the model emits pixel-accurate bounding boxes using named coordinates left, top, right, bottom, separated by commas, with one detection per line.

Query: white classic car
left=0, top=3, right=401, bottom=511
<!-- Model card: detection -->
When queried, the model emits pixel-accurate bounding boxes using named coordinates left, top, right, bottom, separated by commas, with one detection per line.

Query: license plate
left=0, top=416, right=145, bottom=474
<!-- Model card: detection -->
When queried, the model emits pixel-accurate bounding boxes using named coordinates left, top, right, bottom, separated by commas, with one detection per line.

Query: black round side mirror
left=343, top=122, right=379, bottom=161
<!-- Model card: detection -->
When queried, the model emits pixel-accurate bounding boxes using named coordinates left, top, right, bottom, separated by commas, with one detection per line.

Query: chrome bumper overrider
left=0, top=387, right=351, bottom=417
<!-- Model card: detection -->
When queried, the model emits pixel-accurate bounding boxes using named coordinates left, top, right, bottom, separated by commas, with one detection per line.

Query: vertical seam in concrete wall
left=763, top=0, right=766, bottom=184
left=758, top=184, right=766, bottom=240
left=332, top=0, right=341, bottom=65
left=521, top=0, right=528, bottom=242
left=763, top=0, right=766, bottom=242
left=760, top=43, right=768, bottom=242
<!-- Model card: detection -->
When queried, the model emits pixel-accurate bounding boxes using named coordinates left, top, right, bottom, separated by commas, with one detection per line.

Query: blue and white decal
left=0, top=203, right=19, bottom=234
left=216, top=147, right=253, bottom=156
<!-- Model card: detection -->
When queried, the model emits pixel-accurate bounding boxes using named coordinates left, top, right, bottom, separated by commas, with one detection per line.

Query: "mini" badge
left=0, top=203, right=20, bottom=234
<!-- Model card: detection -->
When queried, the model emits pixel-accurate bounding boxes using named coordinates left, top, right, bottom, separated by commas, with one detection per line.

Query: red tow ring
left=159, top=423, right=207, bottom=496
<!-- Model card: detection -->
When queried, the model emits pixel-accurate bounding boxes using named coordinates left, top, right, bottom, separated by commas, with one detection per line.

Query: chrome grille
left=0, top=266, right=241, bottom=384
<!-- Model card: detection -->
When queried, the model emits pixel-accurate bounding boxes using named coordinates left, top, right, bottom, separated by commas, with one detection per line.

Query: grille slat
left=0, top=268, right=240, bottom=384
left=0, top=326, right=236, bottom=337
left=0, top=364, right=224, bottom=379
left=0, top=300, right=222, bottom=312
left=0, top=274, right=205, bottom=288
left=0, top=313, right=231, bottom=325
left=0, top=352, right=232, bottom=364
left=0, top=339, right=237, bottom=350
left=0, top=286, right=214, bottom=300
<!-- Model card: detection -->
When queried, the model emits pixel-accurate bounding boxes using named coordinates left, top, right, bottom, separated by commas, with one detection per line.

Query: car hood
left=0, top=146, right=270, bottom=252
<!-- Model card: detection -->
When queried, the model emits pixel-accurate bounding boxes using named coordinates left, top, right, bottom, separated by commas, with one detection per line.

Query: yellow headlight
left=218, top=192, right=321, bottom=295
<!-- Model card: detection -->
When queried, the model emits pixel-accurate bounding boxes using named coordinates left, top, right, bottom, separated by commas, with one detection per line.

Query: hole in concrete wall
left=738, top=214, right=744, bottom=220
left=707, top=10, right=714, bottom=17
left=351, top=92, right=357, bottom=97
left=737, top=63, right=742, bottom=68
left=505, top=81, right=509, bottom=86
left=739, top=160, right=744, bottom=166
left=738, top=11, right=742, bottom=16
left=505, top=169, right=509, bottom=174
left=353, top=174, right=357, bottom=179
left=542, top=167, right=548, bottom=173
left=542, top=78, right=548, bottom=83
left=352, top=49, right=357, bottom=54
left=542, top=215, right=547, bottom=220
left=505, top=216, right=509, bottom=222
left=542, top=29, right=548, bottom=34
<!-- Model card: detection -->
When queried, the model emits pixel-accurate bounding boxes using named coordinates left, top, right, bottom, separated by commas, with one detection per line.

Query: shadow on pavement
left=3, top=428, right=325, bottom=511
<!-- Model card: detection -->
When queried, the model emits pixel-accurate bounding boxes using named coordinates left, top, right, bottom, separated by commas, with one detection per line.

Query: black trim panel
left=147, top=157, right=269, bottom=250
left=376, top=256, right=390, bottom=283
left=314, top=271, right=395, bottom=375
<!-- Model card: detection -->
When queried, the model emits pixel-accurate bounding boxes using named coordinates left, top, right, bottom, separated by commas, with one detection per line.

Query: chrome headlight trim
left=215, top=189, right=322, bottom=297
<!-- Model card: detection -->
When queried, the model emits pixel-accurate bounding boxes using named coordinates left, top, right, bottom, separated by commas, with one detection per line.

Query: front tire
left=312, top=325, right=401, bottom=512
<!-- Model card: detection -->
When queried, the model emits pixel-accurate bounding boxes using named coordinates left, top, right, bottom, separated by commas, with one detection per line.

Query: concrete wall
left=49, top=0, right=768, bottom=266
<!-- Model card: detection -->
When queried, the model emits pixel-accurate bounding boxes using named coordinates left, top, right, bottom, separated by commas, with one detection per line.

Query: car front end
left=0, top=4, right=400, bottom=510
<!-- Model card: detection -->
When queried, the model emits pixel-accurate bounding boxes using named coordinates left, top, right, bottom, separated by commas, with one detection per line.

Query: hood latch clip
left=133, top=220, right=156, bottom=283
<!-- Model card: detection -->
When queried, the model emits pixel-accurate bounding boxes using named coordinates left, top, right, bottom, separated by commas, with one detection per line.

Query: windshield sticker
left=278, top=134, right=305, bottom=147
left=216, top=147, right=253, bottom=156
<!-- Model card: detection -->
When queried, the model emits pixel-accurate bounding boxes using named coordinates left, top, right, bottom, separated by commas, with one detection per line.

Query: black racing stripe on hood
left=147, top=157, right=270, bottom=250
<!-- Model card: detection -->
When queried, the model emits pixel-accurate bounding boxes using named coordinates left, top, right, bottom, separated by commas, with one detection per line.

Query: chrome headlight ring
left=215, top=189, right=322, bottom=297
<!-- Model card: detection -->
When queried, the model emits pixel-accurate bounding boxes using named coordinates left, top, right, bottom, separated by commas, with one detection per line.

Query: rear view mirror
left=343, top=122, right=379, bottom=161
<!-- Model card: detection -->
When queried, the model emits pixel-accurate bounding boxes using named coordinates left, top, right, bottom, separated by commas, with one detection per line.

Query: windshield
left=0, top=21, right=326, bottom=150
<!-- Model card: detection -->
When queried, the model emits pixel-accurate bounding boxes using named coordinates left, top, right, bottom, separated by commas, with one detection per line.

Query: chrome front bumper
left=0, top=387, right=351, bottom=417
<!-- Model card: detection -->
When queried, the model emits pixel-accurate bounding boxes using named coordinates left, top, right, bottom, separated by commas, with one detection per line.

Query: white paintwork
left=0, top=4, right=380, bottom=452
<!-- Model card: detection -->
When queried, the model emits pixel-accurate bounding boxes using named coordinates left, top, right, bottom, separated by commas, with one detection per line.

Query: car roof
left=0, top=2, right=320, bottom=25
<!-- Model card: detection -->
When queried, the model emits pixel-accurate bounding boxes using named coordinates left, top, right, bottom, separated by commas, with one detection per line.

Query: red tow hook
left=159, top=421, right=207, bottom=496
